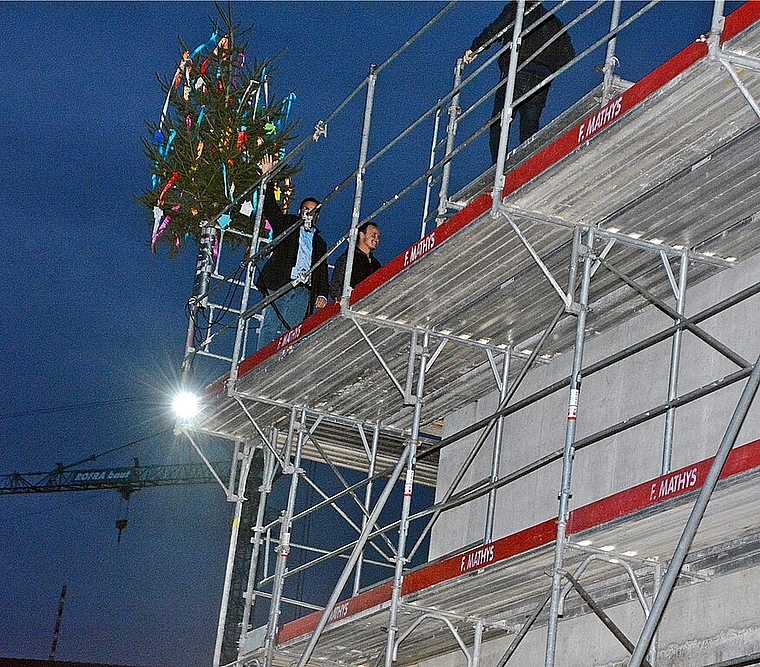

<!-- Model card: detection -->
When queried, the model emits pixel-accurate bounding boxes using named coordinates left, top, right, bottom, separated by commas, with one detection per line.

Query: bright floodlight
left=173, top=391, right=201, bottom=419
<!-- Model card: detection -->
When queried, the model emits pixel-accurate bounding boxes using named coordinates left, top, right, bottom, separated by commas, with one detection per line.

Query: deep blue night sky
left=0, top=2, right=741, bottom=665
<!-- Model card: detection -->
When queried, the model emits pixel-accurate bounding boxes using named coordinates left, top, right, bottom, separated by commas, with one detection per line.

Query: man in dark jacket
left=329, top=221, right=381, bottom=301
left=255, top=156, right=329, bottom=349
left=464, top=1, right=575, bottom=163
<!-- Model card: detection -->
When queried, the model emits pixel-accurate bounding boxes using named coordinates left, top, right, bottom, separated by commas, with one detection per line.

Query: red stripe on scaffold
left=723, top=2, right=760, bottom=43
left=402, top=519, right=557, bottom=596
left=567, top=438, right=760, bottom=534
left=276, top=581, right=393, bottom=644
left=275, top=438, right=760, bottom=645
left=234, top=300, right=340, bottom=381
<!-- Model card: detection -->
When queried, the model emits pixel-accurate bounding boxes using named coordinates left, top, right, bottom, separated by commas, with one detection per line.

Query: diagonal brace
left=564, top=572, right=653, bottom=667
left=350, top=316, right=409, bottom=400
left=599, top=257, right=750, bottom=369
left=718, top=54, right=760, bottom=119
left=500, top=209, right=574, bottom=309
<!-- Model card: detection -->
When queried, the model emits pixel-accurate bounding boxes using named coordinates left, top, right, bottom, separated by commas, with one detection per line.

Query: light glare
left=173, top=391, right=201, bottom=419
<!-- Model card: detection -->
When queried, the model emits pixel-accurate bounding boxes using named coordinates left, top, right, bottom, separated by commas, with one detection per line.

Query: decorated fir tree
left=140, top=5, right=297, bottom=256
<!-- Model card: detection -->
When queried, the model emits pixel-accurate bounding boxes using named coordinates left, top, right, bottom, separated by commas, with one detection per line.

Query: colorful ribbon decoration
left=158, top=129, right=177, bottom=159
left=276, top=92, right=296, bottom=131
left=151, top=214, right=171, bottom=249
left=157, top=171, right=179, bottom=206
left=190, top=29, right=220, bottom=59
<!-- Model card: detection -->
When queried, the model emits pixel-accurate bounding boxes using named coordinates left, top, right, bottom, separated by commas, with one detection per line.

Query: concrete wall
left=419, top=254, right=760, bottom=667
left=407, top=563, right=760, bottom=667
left=430, top=253, right=760, bottom=557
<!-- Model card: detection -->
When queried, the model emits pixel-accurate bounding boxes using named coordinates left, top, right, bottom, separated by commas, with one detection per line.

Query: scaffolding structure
left=174, top=3, right=760, bottom=667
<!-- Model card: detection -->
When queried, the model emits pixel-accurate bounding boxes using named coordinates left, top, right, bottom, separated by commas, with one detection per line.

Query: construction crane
left=2, top=454, right=264, bottom=663
left=0, top=459, right=223, bottom=496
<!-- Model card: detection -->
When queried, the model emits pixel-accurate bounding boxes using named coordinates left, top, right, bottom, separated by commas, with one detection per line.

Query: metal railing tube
left=662, top=252, right=689, bottom=473
left=708, top=0, right=727, bottom=56
left=384, top=330, right=430, bottom=667
left=545, top=227, right=595, bottom=667
left=491, top=0, right=525, bottom=217
left=436, top=59, right=464, bottom=226
left=341, top=65, right=378, bottom=311
left=484, top=349, right=510, bottom=543
left=628, top=351, right=760, bottom=667
left=422, top=104, right=443, bottom=237
left=602, top=0, right=623, bottom=103
left=354, top=423, right=381, bottom=595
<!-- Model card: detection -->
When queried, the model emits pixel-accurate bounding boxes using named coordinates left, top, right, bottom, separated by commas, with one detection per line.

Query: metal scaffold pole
left=385, top=330, right=430, bottom=667
left=628, top=352, right=760, bottom=667
left=436, top=58, right=464, bottom=227
left=239, top=431, right=277, bottom=653
left=491, top=0, right=525, bottom=216
left=265, top=409, right=305, bottom=667
left=545, top=227, right=595, bottom=667
left=661, top=252, right=689, bottom=474
left=213, top=441, right=256, bottom=667
left=340, top=65, right=377, bottom=311
left=484, top=349, right=510, bottom=544
left=601, top=0, right=622, bottom=104
left=353, top=422, right=380, bottom=595
left=181, top=223, right=217, bottom=380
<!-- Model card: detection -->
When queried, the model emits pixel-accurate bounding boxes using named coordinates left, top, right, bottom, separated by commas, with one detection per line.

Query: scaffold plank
left=256, top=437, right=760, bottom=667
left=195, top=6, right=760, bottom=488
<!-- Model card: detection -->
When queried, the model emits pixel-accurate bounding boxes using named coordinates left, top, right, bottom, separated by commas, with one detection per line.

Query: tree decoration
left=140, top=4, right=298, bottom=255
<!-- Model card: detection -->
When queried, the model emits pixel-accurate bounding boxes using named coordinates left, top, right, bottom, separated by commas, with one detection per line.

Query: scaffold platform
left=178, top=5, right=760, bottom=667
left=196, top=4, right=760, bottom=476
left=246, top=438, right=760, bottom=666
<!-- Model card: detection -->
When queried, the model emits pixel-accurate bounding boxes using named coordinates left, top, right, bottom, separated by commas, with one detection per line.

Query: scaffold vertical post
left=354, top=422, right=380, bottom=595
left=545, top=227, right=595, bottom=667
left=230, top=181, right=268, bottom=385
left=265, top=409, right=305, bottom=667
left=662, top=252, right=689, bottom=474
left=602, top=0, right=622, bottom=104
left=295, top=442, right=414, bottom=667
left=422, top=105, right=442, bottom=237
left=708, top=0, right=726, bottom=57
left=648, top=560, right=663, bottom=667
left=485, top=349, right=511, bottom=543
left=436, top=58, right=464, bottom=227
left=181, top=223, right=218, bottom=380
left=473, top=619, right=485, bottom=667
left=491, top=0, right=525, bottom=217
left=214, top=440, right=255, bottom=667
left=239, top=432, right=277, bottom=656
left=384, top=330, right=430, bottom=667
left=629, top=351, right=760, bottom=667
left=341, top=65, right=378, bottom=312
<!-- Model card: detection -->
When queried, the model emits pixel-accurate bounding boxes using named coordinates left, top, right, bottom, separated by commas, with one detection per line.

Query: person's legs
left=514, top=66, right=551, bottom=144
left=489, top=75, right=508, bottom=165
left=256, top=286, right=310, bottom=350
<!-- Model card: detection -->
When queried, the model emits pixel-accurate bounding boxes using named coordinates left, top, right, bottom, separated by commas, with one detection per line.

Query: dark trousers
left=490, top=65, right=551, bottom=164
